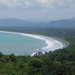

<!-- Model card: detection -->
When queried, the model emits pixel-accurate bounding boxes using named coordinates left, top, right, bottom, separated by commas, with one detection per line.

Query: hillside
left=48, top=20, right=75, bottom=27
left=0, top=18, right=75, bottom=28
left=0, top=18, right=35, bottom=27
left=70, top=16, right=75, bottom=20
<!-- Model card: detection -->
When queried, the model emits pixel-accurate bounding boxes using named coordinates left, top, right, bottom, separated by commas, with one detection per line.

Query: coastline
left=0, top=31, right=69, bottom=56
left=31, top=36, right=69, bottom=56
left=49, top=36, right=69, bottom=48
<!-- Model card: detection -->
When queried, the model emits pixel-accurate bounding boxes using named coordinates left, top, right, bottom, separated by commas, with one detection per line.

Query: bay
left=0, top=32, right=47, bottom=55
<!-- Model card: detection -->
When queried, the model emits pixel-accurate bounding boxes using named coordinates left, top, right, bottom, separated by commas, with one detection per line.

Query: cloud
left=37, top=0, right=75, bottom=9
left=37, top=0, right=65, bottom=9
left=0, top=0, right=22, bottom=9
left=37, top=0, right=47, bottom=3
left=0, top=0, right=75, bottom=20
left=0, top=0, right=74, bottom=9
left=25, top=1, right=33, bottom=7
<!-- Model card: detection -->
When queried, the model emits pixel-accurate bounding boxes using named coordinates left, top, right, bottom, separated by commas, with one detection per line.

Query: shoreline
left=31, top=36, right=69, bottom=56
left=49, top=36, right=69, bottom=48
left=0, top=31, right=69, bottom=56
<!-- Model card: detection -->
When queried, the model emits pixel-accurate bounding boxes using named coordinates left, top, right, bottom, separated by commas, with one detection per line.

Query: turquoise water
left=0, top=32, right=47, bottom=55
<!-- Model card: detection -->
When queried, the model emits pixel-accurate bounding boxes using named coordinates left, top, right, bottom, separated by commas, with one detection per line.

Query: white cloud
left=0, top=0, right=22, bottom=9
left=0, top=0, right=74, bottom=9
left=37, top=0, right=47, bottom=3
left=25, top=1, right=33, bottom=7
left=37, top=0, right=75, bottom=9
left=0, top=0, right=11, bottom=6
left=57, top=0, right=65, bottom=6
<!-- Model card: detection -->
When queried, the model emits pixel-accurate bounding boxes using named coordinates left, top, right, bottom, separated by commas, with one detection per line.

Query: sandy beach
left=49, top=36, right=69, bottom=48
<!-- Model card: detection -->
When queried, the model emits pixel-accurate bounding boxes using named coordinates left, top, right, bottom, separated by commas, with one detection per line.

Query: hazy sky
left=0, top=0, right=75, bottom=20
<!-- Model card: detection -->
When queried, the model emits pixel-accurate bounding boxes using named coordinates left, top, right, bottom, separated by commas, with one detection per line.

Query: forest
left=0, top=27, right=75, bottom=75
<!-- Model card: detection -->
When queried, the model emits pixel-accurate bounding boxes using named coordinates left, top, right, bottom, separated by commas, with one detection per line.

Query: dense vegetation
left=0, top=27, right=75, bottom=75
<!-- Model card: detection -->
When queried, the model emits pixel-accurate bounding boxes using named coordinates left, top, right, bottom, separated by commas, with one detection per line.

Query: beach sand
left=49, top=36, right=69, bottom=48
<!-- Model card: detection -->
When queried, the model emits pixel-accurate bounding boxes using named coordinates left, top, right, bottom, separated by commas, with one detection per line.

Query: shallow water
left=0, top=32, right=47, bottom=55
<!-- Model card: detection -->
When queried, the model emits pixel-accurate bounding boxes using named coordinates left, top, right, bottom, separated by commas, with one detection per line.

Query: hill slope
left=0, top=18, right=75, bottom=28
left=48, top=20, right=75, bottom=27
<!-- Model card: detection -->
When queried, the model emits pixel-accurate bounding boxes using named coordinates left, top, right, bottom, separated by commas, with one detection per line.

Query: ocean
left=0, top=31, right=64, bottom=56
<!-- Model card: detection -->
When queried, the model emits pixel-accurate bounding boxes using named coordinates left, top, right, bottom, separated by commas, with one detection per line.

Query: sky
left=0, top=0, right=75, bottom=21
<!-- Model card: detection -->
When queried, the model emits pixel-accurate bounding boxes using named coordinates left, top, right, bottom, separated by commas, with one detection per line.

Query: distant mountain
left=48, top=20, right=75, bottom=27
left=0, top=18, right=75, bottom=28
left=70, top=17, right=75, bottom=20
left=0, top=18, right=35, bottom=27
left=0, top=18, right=47, bottom=27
